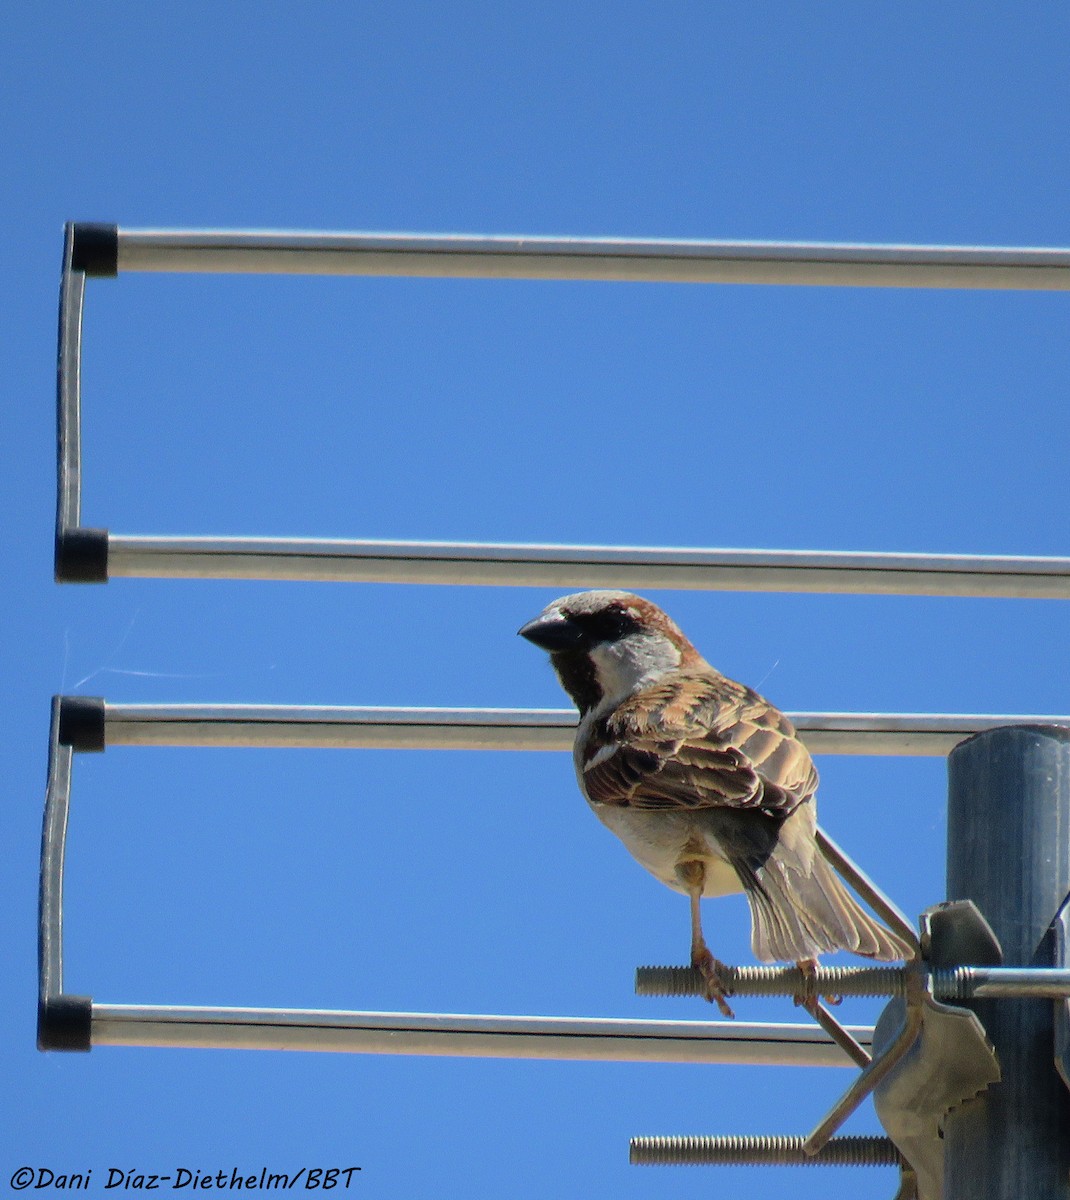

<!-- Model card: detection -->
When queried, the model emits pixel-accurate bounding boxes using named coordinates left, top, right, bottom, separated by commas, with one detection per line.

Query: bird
left=518, top=589, right=910, bottom=1017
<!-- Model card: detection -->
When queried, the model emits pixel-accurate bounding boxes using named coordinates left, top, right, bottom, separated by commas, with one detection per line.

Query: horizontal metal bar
left=941, top=967, right=1070, bottom=1000
left=636, top=964, right=1070, bottom=1000
left=105, top=536, right=1070, bottom=597
left=90, top=1004, right=870, bottom=1065
left=102, top=704, right=1070, bottom=756
left=637, top=965, right=909, bottom=999
left=104, top=705, right=574, bottom=751
left=115, top=229, right=1070, bottom=290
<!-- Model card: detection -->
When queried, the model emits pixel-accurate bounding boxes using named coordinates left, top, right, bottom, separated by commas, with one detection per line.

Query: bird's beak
left=517, top=611, right=586, bottom=652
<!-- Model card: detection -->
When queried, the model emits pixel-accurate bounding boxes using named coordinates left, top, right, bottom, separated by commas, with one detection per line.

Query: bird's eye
left=572, top=605, right=640, bottom=643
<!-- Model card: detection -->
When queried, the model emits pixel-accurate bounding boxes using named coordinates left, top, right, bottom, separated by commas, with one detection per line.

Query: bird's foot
left=793, top=957, right=817, bottom=1010
left=691, top=947, right=735, bottom=1019
left=791, top=958, right=841, bottom=1009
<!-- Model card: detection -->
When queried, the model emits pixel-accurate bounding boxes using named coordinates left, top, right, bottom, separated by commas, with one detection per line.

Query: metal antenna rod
left=944, top=726, right=1070, bottom=1200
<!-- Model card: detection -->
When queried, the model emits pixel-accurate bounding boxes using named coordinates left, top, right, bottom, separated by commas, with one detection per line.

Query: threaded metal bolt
left=635, top=963, right=909, bottom=999
left=637, top=963, right=1070, bottom=1001
left=630, top=1134, right=902, bottom=1167
left=936, top=966, right=971, bottom=1000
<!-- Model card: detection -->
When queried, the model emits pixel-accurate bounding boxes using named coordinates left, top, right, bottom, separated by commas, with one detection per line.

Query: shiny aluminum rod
left=90, top=1005, right=871, bottom=1065
left=56, top=228, right=83, bottom=536
left=102, top=704, right=1070, bottom=757
left=39, top=699, right=71, bottom=1003
left=104, top=705, right=575, bottom=752
left=115, top=230, right=1070, bottom=290
left=940, top=967, right=1070, bottom=1000
left=105, top=536, right=1070, bottom=598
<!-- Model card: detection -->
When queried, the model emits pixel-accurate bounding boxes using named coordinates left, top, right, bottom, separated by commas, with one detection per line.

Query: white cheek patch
left=583, top=742, right=619, bottom=772
left=589, top=634, right=682, bottom=703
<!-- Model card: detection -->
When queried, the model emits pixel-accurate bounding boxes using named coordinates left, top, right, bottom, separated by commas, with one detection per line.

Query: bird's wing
left=581, top=670, right=817, bottom=818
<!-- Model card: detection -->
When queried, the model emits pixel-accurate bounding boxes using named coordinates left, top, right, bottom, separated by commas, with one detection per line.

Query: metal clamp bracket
left=632, top=846, right=1010, bottom=1200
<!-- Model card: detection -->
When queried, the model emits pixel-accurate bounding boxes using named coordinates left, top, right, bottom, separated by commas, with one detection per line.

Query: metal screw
left=635, top=963, right=908, bottom=999
left=635, top=963, right=1070, bottom=1000
left=630, top=1134, right=902, bottom=1167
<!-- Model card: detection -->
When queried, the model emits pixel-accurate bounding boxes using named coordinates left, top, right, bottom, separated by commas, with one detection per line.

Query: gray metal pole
left=944, top=726, right=1070, bottom=1199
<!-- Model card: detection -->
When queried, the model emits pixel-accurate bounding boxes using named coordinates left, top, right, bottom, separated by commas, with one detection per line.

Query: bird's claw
left=692, top=948, right=735, bottom=1019
left=793, top=992, right=843, bottom=1008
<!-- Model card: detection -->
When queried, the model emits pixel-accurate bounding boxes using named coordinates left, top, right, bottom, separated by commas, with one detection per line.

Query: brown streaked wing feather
left=728, top=699, right=819, bottom=805
left=584, top=670, right=816, bottom=817
left=584, top=740, right=761, bottom=809
left=582, top=743, right=665, bottom=807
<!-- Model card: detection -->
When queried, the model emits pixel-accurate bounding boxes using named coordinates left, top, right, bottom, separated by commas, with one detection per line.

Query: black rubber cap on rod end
left=55, top=528, right=109, bottom=583
left=38, top=996, right=92, bottom=1052
left=70, top=223, right=118, bottom=277
left=58, top=696, right=106, bottom=752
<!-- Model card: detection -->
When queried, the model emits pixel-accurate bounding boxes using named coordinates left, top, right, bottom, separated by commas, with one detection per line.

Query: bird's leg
left=676, top=860, right=735, bottom=1018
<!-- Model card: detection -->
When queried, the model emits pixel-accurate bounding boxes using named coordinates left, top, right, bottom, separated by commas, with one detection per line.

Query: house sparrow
left=519, top=590, right=910, bottom=1017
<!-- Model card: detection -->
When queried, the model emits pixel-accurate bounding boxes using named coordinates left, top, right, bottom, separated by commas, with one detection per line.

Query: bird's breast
left=589, top=802, right=744, bottom=897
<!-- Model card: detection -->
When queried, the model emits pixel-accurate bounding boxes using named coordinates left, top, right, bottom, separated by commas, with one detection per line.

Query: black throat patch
left=550, top=648, right=603, bottom=715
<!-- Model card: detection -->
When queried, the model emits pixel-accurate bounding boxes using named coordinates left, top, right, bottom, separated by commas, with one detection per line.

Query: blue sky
left=6, top=6, right=1070, bottom=1199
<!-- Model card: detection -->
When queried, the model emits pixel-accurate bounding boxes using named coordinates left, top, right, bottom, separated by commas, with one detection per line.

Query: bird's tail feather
left=744, top=841, right=911, bottom=964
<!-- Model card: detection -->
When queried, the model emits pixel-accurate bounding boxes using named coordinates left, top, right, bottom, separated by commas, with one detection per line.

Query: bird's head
left=518, top=590, right=700, bottom=714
